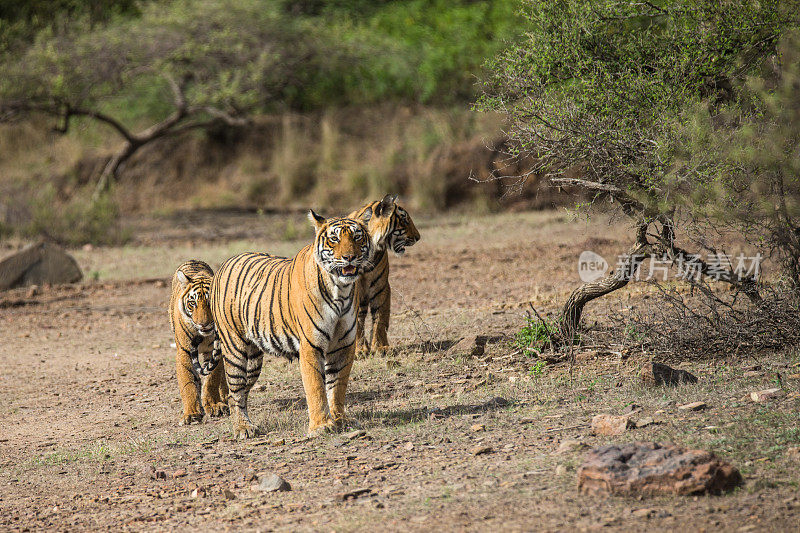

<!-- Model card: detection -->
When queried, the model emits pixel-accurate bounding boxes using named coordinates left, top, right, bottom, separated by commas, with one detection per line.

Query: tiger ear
left=361, top=206, right=373, bottom=223
left=176, top=270, right=189, bottom=287
left=374, top=194, right=397, bottom=217
left=308, top=209, right=326, bottom=233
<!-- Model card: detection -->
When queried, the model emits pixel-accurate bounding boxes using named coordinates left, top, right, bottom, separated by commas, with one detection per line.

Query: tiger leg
left=326, top=343, right=356, bottom=430
left=201, top=358, right=229, bottom=417
left=369, top=284, right=391, bottom=355
left=225, top=342, right=262, bottom=439
left=355, top=293, right=370, bottom=357
left=176, top=348, right=203, bottom=425
left=300, top=345, right=334, bottom=436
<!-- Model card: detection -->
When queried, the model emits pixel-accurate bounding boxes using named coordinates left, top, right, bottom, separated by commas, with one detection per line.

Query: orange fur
left=211, top=213, right=373, bottom=438
left=348, top=195, right=420, bottom=355
left=168, top=260, right=227, bottom=425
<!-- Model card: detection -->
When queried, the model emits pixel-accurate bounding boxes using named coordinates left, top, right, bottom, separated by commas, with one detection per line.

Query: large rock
left=577, top=442, right=741, bottom=497
left=0, top=242, right=82, bottom=290
left=640, top=362, right=698, bottom=386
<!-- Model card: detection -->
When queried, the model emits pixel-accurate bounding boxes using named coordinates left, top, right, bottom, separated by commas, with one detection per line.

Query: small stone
left=337, top=488, right=371, bottom=501
left=635, top=417, right=656, bottom=428
left=591, top=414, right=634, bottom=436
left=345, top=430, right=366, bottom=440
left=257, top=474, right=291, bottom=492
left=470, top=424, right=485, bottom=432
left=222, top=489, right=236, bottom=500
left=632, top=508, right=654, bottom=519
left=640, top=362, right=698, bottom=386
left=557, top=439, right=588, bottom=454
left=750, top=388, right=782, bottom=402
left=172, top=469, right=187, bottom=478
left=622, top=403, right=641, bottom=415
left=451, top=336, right=487, bottom=357
left=471, top=446, right=493, bottom=456
left=404, top=442, right=414, bottom=451
left=678, top=401, right=707, bottom=411
left=190, top=487, right=206, bottom=498
left=555, top=464, right=567, bottom=476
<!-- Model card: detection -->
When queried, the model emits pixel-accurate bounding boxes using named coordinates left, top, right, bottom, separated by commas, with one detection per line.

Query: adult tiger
left=211, top=212, right=373, bottom=438
left=348, top=194, right=420, bottom=356
left=168, top=260, right=228, bottom=426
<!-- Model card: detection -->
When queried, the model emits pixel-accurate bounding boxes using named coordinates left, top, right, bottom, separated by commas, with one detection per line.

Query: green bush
left=515, top=316, right=558, bottom=354
left=25, top=186, right=129, bottom=246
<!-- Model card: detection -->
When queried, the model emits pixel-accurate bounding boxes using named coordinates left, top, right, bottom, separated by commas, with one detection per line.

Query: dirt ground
left=1, top=209, right=799, bottom=532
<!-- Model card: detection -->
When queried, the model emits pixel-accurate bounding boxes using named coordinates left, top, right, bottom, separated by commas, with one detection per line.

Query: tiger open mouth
left=340, top=265, right=357, bottom=276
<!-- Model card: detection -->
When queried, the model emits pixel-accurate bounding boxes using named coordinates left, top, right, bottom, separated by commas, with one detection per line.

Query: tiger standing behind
left=348, top=194, right=420, bottom=356
left=169, top=260, right=228, bottom=425
left=211, top=212, right=373, bottom=439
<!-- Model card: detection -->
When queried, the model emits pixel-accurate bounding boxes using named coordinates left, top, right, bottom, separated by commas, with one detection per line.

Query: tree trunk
left=92, top=141, right=139, bottom=200
left=558, top=228, right=650, bottom=341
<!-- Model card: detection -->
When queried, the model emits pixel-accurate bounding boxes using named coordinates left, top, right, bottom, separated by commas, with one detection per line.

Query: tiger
left=348, top=194, right=420, bottom=356
left=168, top=260, right=228, bottom=426
left=211, top=211, right=373, bottom=439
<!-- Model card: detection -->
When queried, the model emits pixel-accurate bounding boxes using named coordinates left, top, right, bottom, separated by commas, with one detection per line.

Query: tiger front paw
left=307, top=418, right=337, bottom=438
left=232, top=419, right=259, bottom=440
left=204, top=401, right=230, bottom=418
left=179, top=412, right=204, bottom=426
left=356, top=341, right=370, bottom=358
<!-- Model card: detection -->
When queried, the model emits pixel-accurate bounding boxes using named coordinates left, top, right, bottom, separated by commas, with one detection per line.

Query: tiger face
left=176, top=270, right=214, bottom=337
left=363, top=194, right=420, bottom=256
left=309, top=210, right=373, bottom=284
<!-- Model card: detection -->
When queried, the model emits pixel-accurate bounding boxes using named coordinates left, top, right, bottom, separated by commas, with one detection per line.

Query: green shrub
left=26, top=186, right=129, bottom=246
left=515, top=316, right=558, bottom=355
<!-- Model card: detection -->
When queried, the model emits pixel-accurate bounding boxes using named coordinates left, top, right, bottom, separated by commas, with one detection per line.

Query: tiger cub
left=211, top=212, right=373, bottom=438
left=169, top=260, right=228, bottom=425
left=348, top=194, right=420, bottom=356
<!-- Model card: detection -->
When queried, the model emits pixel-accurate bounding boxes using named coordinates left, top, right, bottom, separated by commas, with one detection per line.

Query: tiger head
left=175, top=270, right=214, bottom=337
left=361, top=194, right=420, bottom=256
left=309, top=211, right=373, bottom=285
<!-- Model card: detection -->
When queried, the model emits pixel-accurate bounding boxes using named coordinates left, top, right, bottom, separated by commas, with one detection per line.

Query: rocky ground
left=1, top=210, right=799, bottom=531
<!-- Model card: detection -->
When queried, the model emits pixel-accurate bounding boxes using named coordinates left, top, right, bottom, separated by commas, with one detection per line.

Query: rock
left=222, top=489, right=236, bottom=500
left=591, top=414, right=634, bottom=436
left=557, top=439, right=588, bottom=454
left=622, top=403, right=641, bottom=415
left=555, top=464, right=567, bottom=476
left=404, top=442, right=414, bottom=451
left=338, top=488, right=371, bottom=501
left=635, top=417, right=656, bottom=428
left=471, top=445, right=493, bottom=456
left=0, top=242, right=82, bottom=290
left=470, top=424, right=485, bottom=432
left=190, top=487, right=206, bottom=498
left=577, top=441, right=742, bottom=497
left=344, top=430, right=366, bottom=440
left=451, top=335, right=488, bottom=356
left=632, top=508, right=654, bottom=519
left=749, top=388, right=782, bottom=402
left=257, top=474, right=291, bottom=492
left=640, top=362, right=698, bottom=386
left=172, top=469, right=187, bottom=478
left=677, top=401, right=707, bottom=411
